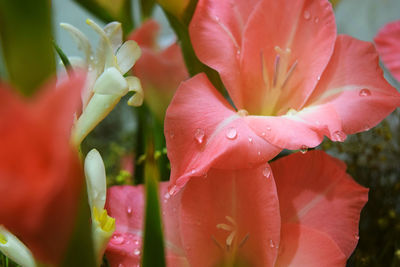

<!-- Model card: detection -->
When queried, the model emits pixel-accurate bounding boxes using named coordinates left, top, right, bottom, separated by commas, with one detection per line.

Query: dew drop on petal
left=303, top=10, right=311, bottom=20
left=248, top=137, right=253, bottom=143
left=236, top=50, right=241, bottom=60
left=164, top=192, right=171, bottom=200
left=169, top=131, right=175, bottom=139
left=332, top=130, right=346, bottom=142
left=261, top=132, right=266, bottom=137
left=111, top=234, right=125, bottom=245
left=237, top=109, right=248, bottom=116
left=118, top=263, right=125, bottom=267
left=262, top=166, right=272, bottom=179
left=354, top=234, right=360, bottom=240
left=126, top=206, right=132, bottom=215
left=191, top=169, right=196, bottom=175
left=314, top=17, right=320, bottom=23
left=359, top=88, right=371, bottom=97
left=133, top=248, right=141, bottom=256
left=257, top=151, right=261, bottom=156
left=266, top=126, right=271, bottom=131
left=226, top=127, right=237, bottom=140
left=269, top=239, right=275, bottom=248
left=194, top=128, right=205, bottom=144
left=317, top=76, right=321, bottom=81
left=300, top=145, right=308, bottom=154
left=169, top=185, right=177, bottom=196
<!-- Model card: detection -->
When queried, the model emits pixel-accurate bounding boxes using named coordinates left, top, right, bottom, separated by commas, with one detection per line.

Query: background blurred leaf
left=140, top=0, right=157, bottom=21
left=61, top=186, right=97, bottom=267
left=142, top=142, right=166, bottom=267
left=0, top=0, right=55, bottom=96
left=73, top=0, right=134, bottom=34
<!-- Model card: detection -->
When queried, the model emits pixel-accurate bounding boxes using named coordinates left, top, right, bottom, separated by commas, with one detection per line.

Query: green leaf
left=53, top=40, right=71, bottom=71
left=142, top=142, right=166, bottom=267
left=0, top=0, right=55, bottom=96
left=60, top=186, right=96, bottom=267
left=163, top=1, right=226, bottom=94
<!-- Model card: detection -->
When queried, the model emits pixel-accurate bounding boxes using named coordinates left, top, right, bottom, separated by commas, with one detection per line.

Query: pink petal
left=374, top=20, right=400, bottom=82
left=275, top=224, right=346, bottom=267
left=105, top=183, right=187, bottom=267
left=241, top=0, right=337, bottom=114
left=129, top=19, right=159, bottom=49
left=244, top=104, right=342, bottom=150
left=180, top=167, right=281, bottom=267
left=271, top=150, right=368, bottom=258
left=189, top=0, right=262, bottom=109
left=306, top=35, right=400, bottom=134
left=164, top=73, right=280, bottom=193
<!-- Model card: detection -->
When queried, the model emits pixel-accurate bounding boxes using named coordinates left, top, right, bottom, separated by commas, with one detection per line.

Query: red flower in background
left=129, top=20, right=189, bottom=121
left=375, top=20, right=400, bottom=82
left=164, top=0, right=400, bottom=192
left=0, top=73, right=86, bottom=264
left=105, top=151, right=368, bottom=266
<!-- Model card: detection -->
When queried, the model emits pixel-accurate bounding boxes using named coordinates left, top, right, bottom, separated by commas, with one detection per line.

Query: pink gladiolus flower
left=0, top=73, right=86, bottom=264
left=129, top=20, right=189, bottom=121
left=105, top=151, right=368, bottom=266
left=105, top=184, right=189, bottom=267
left=164, top=0, right=400, bottom=192
left=374, top=20, right=400, bottom=82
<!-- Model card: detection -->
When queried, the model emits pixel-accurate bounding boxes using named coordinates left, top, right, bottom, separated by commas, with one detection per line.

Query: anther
left=238, top=233, right=250, bottom=248
left=273, top=54, right=280, bottom=87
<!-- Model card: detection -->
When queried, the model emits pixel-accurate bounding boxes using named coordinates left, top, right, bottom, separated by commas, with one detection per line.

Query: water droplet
left=111, top=234, right=125, bottom=245
left=169, top=185, right=177, bottom=196
left=134, top=239, right=140, bottom=245
left=359, top=88, right=371, bottom=97
left=257, top=151, right=261, bottom=156
left=300, top=145, right=308, bottom=154
left=169, top=131, right=175, bottom=139
left=248, top=137, right=253, bottom=143
left=262, top=166, right=272, bottom=179
left=266, top=126, right=271, bottom=131
left=126, top=206, right=132, bottom=215
left=261, top=132, right=266, bottom=137
left=303, top=10, right=311, bottom=20
left=194, top=128, right=205, bottom=144
left=118, top=263, right=125, bottom=267
left=214, top=16, right=220, bottom=22
left=332, top=130, right=346, bottom=142
left=269, top=239, right=275, bottom=248
left=191, top=169, right=196, bottom=175
left=314, top=16, right=320, bottom=23
left=317, top=76, right=321, bottom=81
left=133, top=248, right=141, bottom=256
left=236, top=50, right=241, bottom=60
left=225, top=127, right=237, bottom=140
left=354, top=234, right=360, bottom=240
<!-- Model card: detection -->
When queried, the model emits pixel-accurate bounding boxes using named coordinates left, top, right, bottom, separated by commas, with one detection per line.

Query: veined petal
left=60, top=23, right=93, bottom=65
left=164, top=74, right=280, bottom=193
left=275, top=224, right=346, bottom=267
left=93, top=67, right=128, bottom=95
left=84, top=149, right=107, bottom=212
left=103, top=22, right=123, bottom=54
left=374, top=20, right=400, bottom=82
left=189, top=0, right=261, bottom=109
left=271, top=150, right=368, bottom=258
left=241, top=0, right=336, bottom=114
left=116, top=40, right=141, bottom=74
left=306, top=35, right=400, bottom=134
left=180, top=167, right=281, bottom=267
